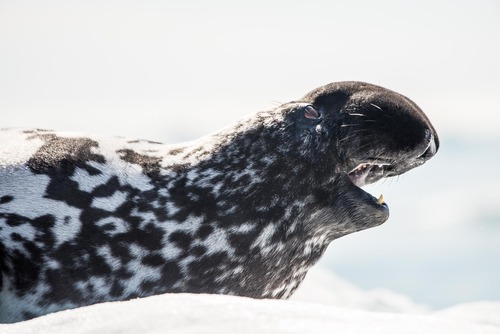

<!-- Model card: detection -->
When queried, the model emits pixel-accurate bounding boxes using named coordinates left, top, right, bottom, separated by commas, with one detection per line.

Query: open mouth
left=347, top=162, right=390, bottom=187
left=347, top=161, right=391, bottom=207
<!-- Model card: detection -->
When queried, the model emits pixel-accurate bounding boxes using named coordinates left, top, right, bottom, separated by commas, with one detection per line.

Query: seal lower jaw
left=344, top=162, right=390, bottom=224
left=337, top=172, right=389, bottom=231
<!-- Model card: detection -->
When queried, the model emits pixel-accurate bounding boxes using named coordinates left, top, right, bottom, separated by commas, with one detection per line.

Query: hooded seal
left=0, top=81, right=438, bottom=322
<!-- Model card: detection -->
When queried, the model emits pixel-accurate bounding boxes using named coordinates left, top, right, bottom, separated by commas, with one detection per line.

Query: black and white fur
left=0, top=81, right=439, bottom=322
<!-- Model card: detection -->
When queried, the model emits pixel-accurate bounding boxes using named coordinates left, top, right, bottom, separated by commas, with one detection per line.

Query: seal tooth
left=377, top=194, right=384, bottom=205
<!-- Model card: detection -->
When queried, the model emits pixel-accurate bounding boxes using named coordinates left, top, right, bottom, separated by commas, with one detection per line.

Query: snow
left=1, top=294, right=498, bottom=334
left=291, top=267, right=430, bottom=314
left=436, top=302, right=500, bottom=329
left=1, top=267, right=498, bottom=334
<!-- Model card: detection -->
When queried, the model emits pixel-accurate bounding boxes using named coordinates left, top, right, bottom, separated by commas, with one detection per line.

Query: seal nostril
left=419, top=147, right=433, bottom=159
left=418, top=132, right=437, bottom=160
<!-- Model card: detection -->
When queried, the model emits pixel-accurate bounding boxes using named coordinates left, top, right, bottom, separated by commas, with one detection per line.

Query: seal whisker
left=351, top=137, right=383, bottom=153
left=339, top=131, right=369, bottom=143
left=341, top=124, right=363, bottom=128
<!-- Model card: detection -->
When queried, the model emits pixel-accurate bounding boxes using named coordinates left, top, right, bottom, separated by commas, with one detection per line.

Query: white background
left=1, top=0, right=499, bottom=309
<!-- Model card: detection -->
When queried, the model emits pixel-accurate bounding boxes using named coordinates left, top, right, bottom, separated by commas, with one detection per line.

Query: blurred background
left=1, top=0, right=499, bottom=309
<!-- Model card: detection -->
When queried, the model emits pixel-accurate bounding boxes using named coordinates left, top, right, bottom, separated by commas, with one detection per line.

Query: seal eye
left=304, top=105, right=321, bottom=120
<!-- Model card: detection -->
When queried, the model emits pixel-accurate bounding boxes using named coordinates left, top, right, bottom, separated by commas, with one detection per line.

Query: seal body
left=0, top=82, right=438, bottom=322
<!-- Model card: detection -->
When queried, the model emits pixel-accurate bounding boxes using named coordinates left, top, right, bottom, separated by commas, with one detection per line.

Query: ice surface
left=1, top=268, right=498, bottom=334
left=1, top=293, right=499, bottom=334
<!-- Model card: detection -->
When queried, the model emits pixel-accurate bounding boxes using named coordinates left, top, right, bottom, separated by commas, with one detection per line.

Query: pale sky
left=1, top=0, right=499, bottom=142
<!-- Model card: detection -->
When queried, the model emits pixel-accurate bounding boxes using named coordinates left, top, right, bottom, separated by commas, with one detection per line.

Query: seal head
left=270, top=81, right=438, bottom=235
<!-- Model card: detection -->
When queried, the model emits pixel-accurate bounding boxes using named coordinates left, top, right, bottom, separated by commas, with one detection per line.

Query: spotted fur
left=0, top=82, right=438, bottom=322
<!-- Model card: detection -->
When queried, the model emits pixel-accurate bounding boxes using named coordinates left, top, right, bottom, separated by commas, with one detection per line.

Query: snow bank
left=1, top=268, right=498, bottom=334
left=291, top=266, right=430, bottom=314
left=1, top=293, right=499, bottom=334
left=436, top=302, right=500, bottom=328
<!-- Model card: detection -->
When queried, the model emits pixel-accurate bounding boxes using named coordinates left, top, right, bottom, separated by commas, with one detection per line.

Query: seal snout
left=418, top=130, right=439, bottom=160
left=387, top=126, right=439, bottom=178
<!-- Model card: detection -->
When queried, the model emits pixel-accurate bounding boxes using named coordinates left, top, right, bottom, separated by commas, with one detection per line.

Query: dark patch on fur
left=26, top=134, right=105, bottom=176
left=117, top=149, right=162, bottom=176
left=0, top=196, right=14, bottom=205
left=168, top=147, right=185, bottom=155
left=127, top=139, right=163, bottom=145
